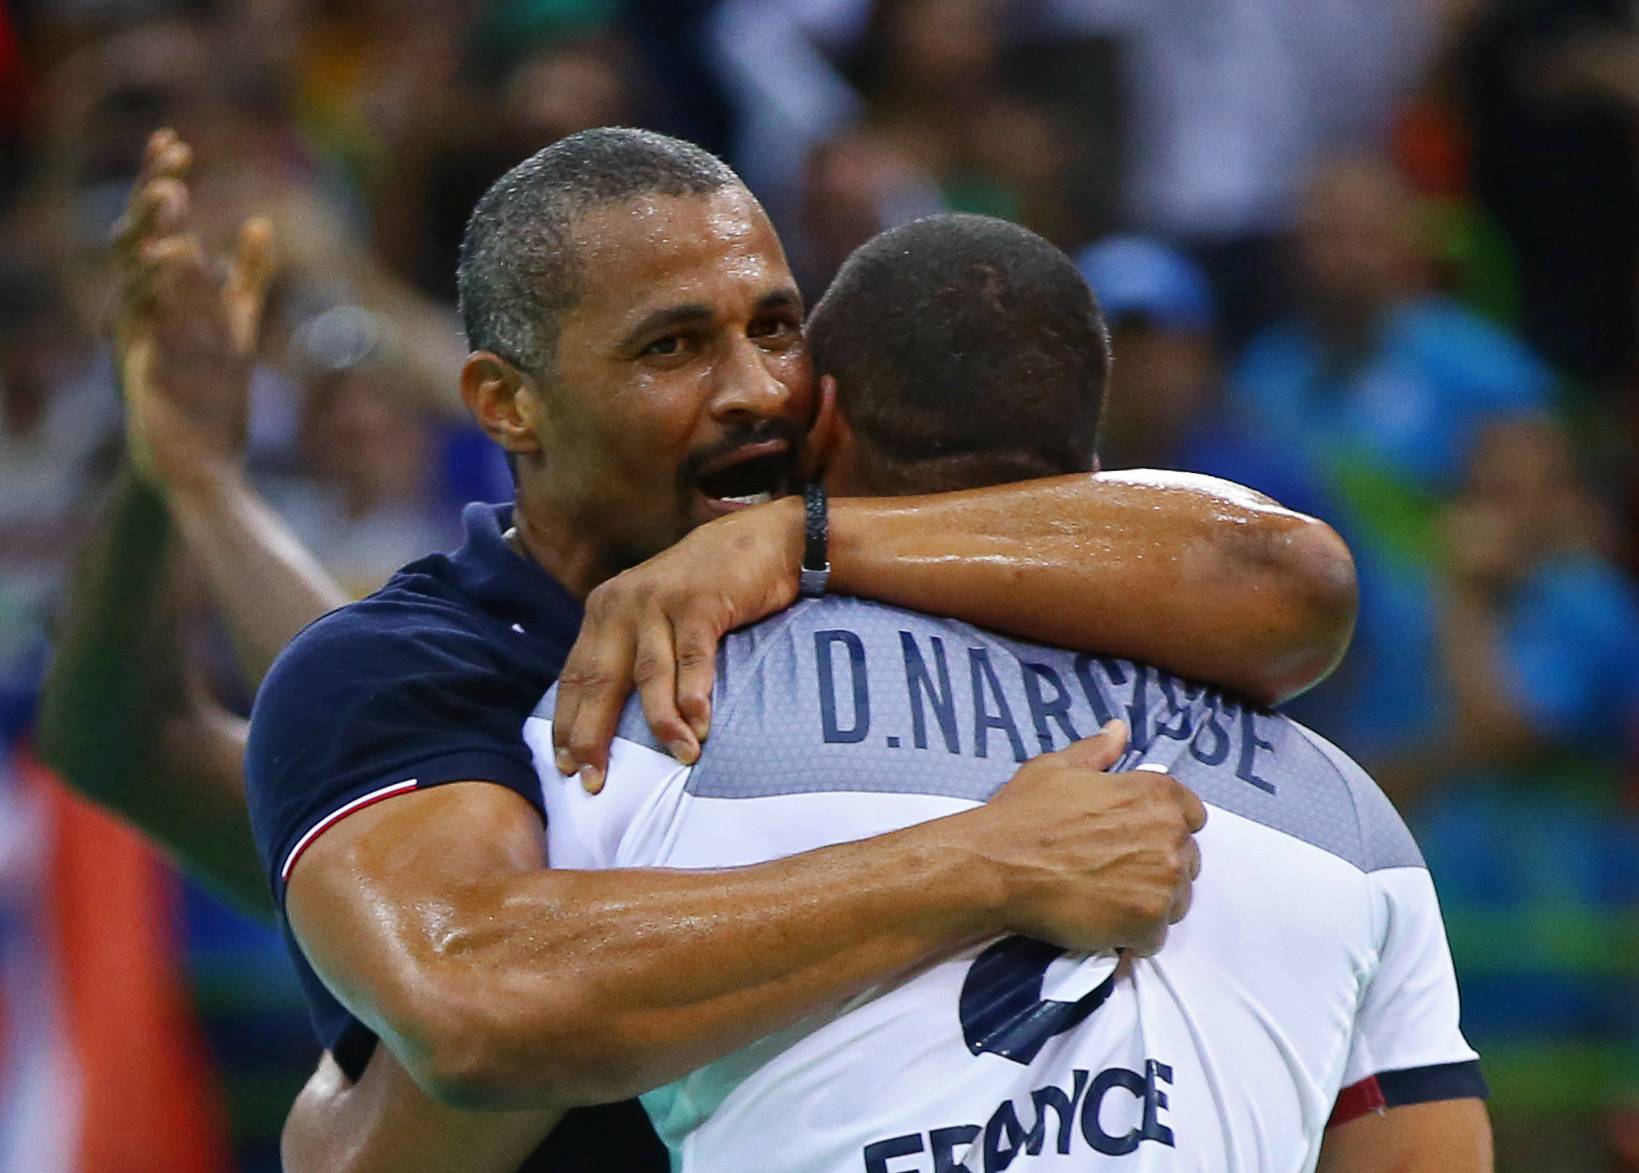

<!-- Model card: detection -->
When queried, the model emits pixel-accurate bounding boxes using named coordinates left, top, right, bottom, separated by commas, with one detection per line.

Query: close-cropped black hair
left=806, top=213, right=1110, bottom=494
left=456, top=127, right=739, bottom=378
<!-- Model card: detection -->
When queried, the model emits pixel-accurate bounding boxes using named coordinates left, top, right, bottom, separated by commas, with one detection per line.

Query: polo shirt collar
left=446, top=502, right=583, bottom=641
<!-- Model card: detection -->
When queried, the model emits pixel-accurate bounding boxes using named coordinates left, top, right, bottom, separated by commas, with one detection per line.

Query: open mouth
left=694, top=442, right=797, bottom=510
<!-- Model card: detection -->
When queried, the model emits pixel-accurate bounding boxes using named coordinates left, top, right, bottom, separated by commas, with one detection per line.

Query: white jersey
left=524, top=598, right=1483, bottom=1173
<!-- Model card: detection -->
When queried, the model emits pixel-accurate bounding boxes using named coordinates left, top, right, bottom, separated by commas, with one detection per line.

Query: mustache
left=677, top=419, right=805, bottom=491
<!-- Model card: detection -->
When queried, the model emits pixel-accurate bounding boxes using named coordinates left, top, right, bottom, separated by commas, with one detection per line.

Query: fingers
left=224, top=215, right=276, bottom=355
left=550, top=673, right=584, bottom=780
left=552, top=623, right=630, bottom=794
left=1123, top=923, right=1169, bottom=959
left=115, top=129, right=193, bottom=252
left=632, top=618, right=698, bottom=766
left=672, top=617, right=716, bottom=744
left=115, top=177, right=191, bottom=259
left=1173, top=783, right=1208, bottom=833
left=1055, top=719, right=1130, bottom=772
left=139, top=128, right=192, bottom=188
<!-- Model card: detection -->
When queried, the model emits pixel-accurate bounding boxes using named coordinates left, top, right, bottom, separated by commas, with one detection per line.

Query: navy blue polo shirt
left=247, top=502, right=664, bottom=1168
left=248, top=502, right=578, bottom=1068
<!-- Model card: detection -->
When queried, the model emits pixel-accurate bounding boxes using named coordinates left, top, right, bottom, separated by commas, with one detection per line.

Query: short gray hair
left=456, top=127, right=740, bottom=376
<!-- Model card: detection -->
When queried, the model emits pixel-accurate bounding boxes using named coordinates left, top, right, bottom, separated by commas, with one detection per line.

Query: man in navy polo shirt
left=81, top=128, right=1357, bottom=1172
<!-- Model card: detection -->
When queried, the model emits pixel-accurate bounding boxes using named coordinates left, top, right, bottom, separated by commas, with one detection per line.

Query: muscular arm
left=288, top=784, right=998, bottom=1111
left=285, top=731, right=1203, bottom=1111
left=828, top=469, right=1357, bottom=705
left=554, top=469, right=1356, bottom=781
left=1318, top=1099, right=1494, bottom=1173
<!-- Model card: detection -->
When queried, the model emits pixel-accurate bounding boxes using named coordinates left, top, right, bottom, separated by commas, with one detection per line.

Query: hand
left=112, top=128, right=275, bottom=493
left=552, top=496, right=805, bottom=791
left=955, top=721, right=1206, bottom=956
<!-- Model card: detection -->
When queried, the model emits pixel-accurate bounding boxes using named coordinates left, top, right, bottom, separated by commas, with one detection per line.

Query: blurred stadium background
left=0, top=0, right=1635, bottom=1169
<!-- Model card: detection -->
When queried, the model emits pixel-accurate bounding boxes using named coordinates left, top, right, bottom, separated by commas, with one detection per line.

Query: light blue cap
left=1075, top=235, right=1216, bottom=333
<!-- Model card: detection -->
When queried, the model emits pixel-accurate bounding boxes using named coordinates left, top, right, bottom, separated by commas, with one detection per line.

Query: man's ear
left=803, top=373, right=844, bottom=480
left=460, top=352, right=545, bottom=458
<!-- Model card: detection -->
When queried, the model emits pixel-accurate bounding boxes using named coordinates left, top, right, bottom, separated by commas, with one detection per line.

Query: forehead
left=566, top=188, right=791, bottom=324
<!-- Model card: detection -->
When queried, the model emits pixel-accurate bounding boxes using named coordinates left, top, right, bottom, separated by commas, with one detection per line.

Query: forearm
left=163, top=462, right=349, bottom=684
left=828, top=469, right=1357, bottom=704
left=311, top=806, right=998, bottom=1110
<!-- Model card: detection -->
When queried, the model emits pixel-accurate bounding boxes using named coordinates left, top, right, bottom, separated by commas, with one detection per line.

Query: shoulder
left=1287, top=723, right=1424, bottom=873
left=258, top=570, right=547, bottom=717
left=247, top=577, right=554, bottom=896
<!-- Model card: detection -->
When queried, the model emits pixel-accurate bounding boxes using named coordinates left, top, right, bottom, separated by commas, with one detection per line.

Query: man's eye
left=750, top=318, right=798, bottom=341
left=641, top=335, right=688, bottom=357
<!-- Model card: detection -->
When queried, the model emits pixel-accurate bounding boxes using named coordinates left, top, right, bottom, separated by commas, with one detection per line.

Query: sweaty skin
left=284, top=175, right=1352, bottom=1122
left=48, top=132, right=1357, bottom=1164
left=1317, top=1099, right=1494, bottom=1173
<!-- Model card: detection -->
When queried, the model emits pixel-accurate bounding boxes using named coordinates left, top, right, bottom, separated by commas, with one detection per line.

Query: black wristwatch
left=799, top=482, right=831, bottom=597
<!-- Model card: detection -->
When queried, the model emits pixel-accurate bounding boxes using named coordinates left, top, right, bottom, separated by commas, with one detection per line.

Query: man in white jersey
left=530, top=216, right=1490, bottom=1172
left=289, top=214, right=1490, bottom=1170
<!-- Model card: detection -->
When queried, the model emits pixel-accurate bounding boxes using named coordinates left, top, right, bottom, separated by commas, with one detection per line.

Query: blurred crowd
left=0, top=1, right=1636, bottom=1170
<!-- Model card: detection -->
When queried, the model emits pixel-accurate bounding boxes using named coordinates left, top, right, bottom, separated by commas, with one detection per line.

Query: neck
left=509, top=496, right=615, bottom=600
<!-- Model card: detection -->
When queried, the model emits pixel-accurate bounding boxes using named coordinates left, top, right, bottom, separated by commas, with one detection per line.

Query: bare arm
left=37, top=129, right=346, bottom=908
left=827, top=469, right=1356, bottom=706
left=1317, top=1100, right=1494, bottom=1173
left=552, top=471, right=1356, bottom=784
left=110, top=129, right=347, bottom=682
left=161, top=464, right=349, bottom=682
left=283, top=1051, right=556, bottom=1173
left=286, top=727, right=1206, bottom=1111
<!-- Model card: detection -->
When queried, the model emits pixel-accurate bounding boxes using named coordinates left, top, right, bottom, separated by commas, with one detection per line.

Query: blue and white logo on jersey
left=959, top=938, right=1119, bottom=1065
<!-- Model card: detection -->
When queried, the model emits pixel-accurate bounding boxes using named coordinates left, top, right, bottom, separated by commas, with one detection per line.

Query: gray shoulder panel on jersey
left=529, top=684, right=670, bottom=756
left=687, top=596, right=1425, bottom=874
left=1290, top=724, right=1424, bottom=871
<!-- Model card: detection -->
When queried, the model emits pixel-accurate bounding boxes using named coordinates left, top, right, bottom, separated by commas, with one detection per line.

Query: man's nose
left=709, top=336, right=792, bottom=423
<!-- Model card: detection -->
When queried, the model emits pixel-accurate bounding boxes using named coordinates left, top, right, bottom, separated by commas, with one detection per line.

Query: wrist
left=763, top=492, right=807, bottom=591
left=896, top=809, right=1012, bottom=939
left=156, top=451, right=245, bottom=503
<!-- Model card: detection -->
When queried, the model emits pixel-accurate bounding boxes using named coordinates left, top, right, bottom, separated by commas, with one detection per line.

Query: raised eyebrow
left=617, top=303, right=714, bottom=351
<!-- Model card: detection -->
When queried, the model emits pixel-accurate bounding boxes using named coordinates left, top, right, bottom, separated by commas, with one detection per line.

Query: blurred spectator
left=708, top=0, right=1116, bottom=292
left=792, top=127, right=943, bottom=298
left=1233, top=157, right=1554, bottom=555
left=264, top=309, right=463, bottom=597
left=1048, top=0, right=1455, bottom=341
left=1230, top=156, right=1557, bottom=760
left=1396, top=419, right=1639, bottom=1165
left=1462, top=0, right=1639, bottom=389
left=1076, top=234, right=1335, bottom=521
left=1366, top=418, right=1639, bottom=803
left=0, top=265, right=114, bottom=626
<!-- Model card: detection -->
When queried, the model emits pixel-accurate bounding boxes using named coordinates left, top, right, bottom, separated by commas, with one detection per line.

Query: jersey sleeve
left=245, top=600, right=548, bottom=903
left=1330, top=866, right=1487, bottom=1127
